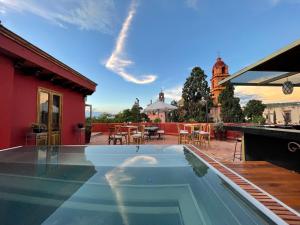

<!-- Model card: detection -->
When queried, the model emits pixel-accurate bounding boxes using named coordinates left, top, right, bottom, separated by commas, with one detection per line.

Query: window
left=283, top=110, right=291, bottom=123
left=222, top=66, right=226, bottom=74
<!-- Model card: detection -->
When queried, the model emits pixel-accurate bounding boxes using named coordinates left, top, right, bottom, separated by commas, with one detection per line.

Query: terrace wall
left=92, top=122, right=245, bottom=139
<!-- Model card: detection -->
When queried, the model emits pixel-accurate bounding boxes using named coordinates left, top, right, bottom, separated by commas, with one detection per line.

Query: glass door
left=51, top=94, right=61, bottom=145
left=38, top=88, right=62, bottom=145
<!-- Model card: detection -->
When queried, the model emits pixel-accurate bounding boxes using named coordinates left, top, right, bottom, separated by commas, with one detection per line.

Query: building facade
left=210, top=57, right=229, bottom=122
left=263, top=102, right=300, bottom=124
left=0, top=25, right=97, bottom=149
left=146, top=91, right=167, bottom=123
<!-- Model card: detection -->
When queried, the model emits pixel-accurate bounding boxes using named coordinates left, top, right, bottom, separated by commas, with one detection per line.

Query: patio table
left=145, top=126, right=159, bottom=140
left=121, top=125, right=138, bottom=144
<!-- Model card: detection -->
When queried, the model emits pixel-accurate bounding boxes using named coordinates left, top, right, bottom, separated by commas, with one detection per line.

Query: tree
left=168, top=100, right=180, bottom=122
left=182, top=67, right=212, bottom=122
left=130, top=102, right=143, bottom=122
left=244, top=99, right=266, bottom=122
left=218, top=82, right=244, bottom=122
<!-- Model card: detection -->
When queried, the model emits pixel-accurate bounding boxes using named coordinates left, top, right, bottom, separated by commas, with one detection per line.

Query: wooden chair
left=177, top=123, right=189, bottom=144
left=115, top=125, right=128, bottom=144
left=108, top=126, right=123, bottom=145
left=132, top=125, right=145, bottom=144
left=192, top=126, right=202, bottom=146
left=198, top=123, right=211, bottom=147
left=157, top=129, right=165, bottom=140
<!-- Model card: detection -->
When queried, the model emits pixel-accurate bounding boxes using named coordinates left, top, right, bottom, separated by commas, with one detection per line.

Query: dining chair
left=192, top=126, right=202, bottom=146
left=177, top=123, right=189, bottom=144
left=199, top=123, right=211, bottom=147
left=116, top=125, right=128, bottom=144
left=157, top=129, right=165, bottom=140
left=132, top=125, right=145, bottom=144
left=108, top=126, right=123, bottom=145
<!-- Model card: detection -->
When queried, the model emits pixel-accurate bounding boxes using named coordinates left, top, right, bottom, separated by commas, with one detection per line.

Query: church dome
left=213, top=57, right=226, bottom=68
left=212, top=57, right=228, bottom=75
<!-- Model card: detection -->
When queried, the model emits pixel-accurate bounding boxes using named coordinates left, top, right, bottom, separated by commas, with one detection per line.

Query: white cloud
left=0, top=0, right=116, bottom=33
left=164, top=85, right=183, bottom=101
left=105, top=0, right=157, bottom=84
left=269, top=0, right=281, bottom=5
left=185, top=0, right=199, bottom=9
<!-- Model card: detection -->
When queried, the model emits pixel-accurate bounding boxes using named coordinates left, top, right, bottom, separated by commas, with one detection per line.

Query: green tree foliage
left=182, top=67, right=212, bottom=122
left=90, top=103, right=150, bottom=123
left=91, top=113, right=116, bottom=123
left=168, top=100, right=180, bottom=122
left=218, top=82, right=244, bottom=122
left=244, top=99, right=266, bottom=122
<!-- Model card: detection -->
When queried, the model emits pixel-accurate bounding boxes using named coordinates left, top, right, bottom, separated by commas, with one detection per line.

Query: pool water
left=0, top=145, right=278, bottom=225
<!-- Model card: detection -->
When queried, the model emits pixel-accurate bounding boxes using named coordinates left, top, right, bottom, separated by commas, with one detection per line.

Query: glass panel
left=52, top=95, right=61, bottom=132
left=272, top=72, right=300, bottom=84
left=39, top=91, right=49, bottom=131
left=231, top=71, right=287, bottom=84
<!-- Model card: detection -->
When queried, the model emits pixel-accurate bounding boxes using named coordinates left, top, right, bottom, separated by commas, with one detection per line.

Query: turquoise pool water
left=0, top=145, right=279, bottom=225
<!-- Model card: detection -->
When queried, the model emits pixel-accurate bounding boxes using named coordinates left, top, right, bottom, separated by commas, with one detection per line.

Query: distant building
left=146, top=91, right=166, bottom=122
left=210, top=57, right=229, bottom=122
left=263, top=102, right=300, bottom=124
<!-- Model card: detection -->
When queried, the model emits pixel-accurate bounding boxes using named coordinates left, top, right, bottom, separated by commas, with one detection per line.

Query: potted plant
left=77, top=123, right=84, bottom=129
left=153, top=118, right=161, bottom=123
left=85, top=125, right=92, bottom=144
left=213, top=122, right=226, bottom=140
left=31, top=123, right=46, bottom=133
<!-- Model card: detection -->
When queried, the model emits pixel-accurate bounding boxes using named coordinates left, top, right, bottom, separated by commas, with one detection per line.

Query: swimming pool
left=0, top=145, right=284, bottom=225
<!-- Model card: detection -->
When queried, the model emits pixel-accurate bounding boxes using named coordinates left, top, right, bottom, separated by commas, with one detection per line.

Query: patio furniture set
left=108, top=124, right=165, bottom=145
left=177, top=123, right=211, bottom=147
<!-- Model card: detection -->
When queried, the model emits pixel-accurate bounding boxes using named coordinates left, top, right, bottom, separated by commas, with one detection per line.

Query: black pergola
left=219, top=39, right=300, bottom=87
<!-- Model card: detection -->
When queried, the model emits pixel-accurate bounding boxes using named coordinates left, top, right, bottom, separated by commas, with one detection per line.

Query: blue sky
left=1, top=0, right=300, bottom=113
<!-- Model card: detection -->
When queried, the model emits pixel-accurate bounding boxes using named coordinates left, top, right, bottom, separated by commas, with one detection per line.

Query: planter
left=214, top=130, right=227, bottom=140
left=85, top=126, right=92, bottom=144
left=77, top=123, right=84, bottom=129
left=33, top=128, right=43, bottom=133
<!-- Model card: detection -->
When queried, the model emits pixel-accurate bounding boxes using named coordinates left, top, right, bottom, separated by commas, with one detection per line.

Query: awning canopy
left=219, top=39, right=300, bottom=87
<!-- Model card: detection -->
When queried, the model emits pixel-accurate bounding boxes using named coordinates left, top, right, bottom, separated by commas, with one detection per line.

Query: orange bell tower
left=211, top=57, right=229, bottom=106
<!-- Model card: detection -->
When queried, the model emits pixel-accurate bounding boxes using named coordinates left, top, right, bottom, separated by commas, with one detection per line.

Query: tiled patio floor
left=90, top=133, right=238, bottom=162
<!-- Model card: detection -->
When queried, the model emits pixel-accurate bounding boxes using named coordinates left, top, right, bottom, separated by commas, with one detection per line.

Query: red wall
left=0, top=54, right=86, bottom=149
left=0, top=54, right=14, bottom=148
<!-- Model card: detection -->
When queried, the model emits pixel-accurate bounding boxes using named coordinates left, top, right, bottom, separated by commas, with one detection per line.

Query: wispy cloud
left=164, top=85, right=183, bottom=101
left=105, top=0, right=157, bottom=84
left=268, top=0, right=281, bottom=5
left=0, top=0, right=116, bottom=33
left=185, top=0, right=200, bottom=9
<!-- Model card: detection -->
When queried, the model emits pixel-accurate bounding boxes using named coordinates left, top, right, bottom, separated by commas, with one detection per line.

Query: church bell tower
left=211, top=57, right=229, bottom=106
left=210, top=57, right=229, bottom=121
